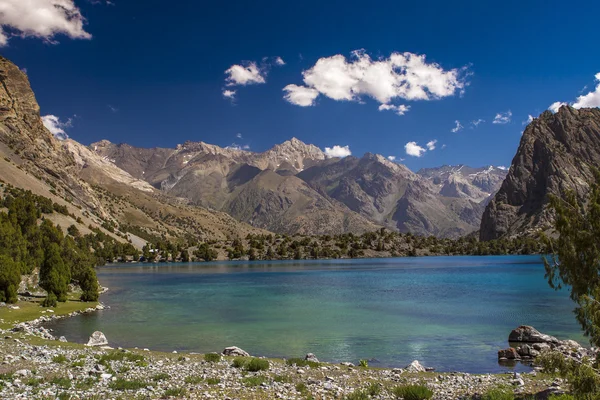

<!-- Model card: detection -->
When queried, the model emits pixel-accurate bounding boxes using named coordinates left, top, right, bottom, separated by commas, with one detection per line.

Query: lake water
left=46, top=256, right=585, bottom=373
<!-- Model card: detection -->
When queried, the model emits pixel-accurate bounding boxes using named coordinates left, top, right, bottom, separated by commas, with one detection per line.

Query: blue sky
left=1, top=0, right=599, bottom=170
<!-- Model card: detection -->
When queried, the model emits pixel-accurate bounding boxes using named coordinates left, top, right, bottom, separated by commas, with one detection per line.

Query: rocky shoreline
left=0, top=304, right=584, bottom=399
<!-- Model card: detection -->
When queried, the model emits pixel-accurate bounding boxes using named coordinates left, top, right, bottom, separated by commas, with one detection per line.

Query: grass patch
left=345, top=390, right=370, bottom=400
left=98, top=351, right=145, bottom=364
left=75, top=377, right=97, bottom=390
left=164, top=387, right=187, bottom=397
left=242, top=375, right=267, bottom=387
left=25, top=377, right=44, bottom=387
left=296, top=382, right=310, bottom=396
left=392, top=384, right=433, bottom=400
left=70, top=360, right=85, bottom=368
left=273, top=375, right=292, bottom=383
left=246, top=357, right=269, bottom=372
left=109, top=378, right=151, bottom=391
left=184, top=375, right=203, bottom=384
left=366, top=382, right=381, bottom=396
left=0, top=299, right=98, bottom=329
left=151, top=372, right=170, bottom=381
left=204, top=353, right=221, bottom=363
left=480, top=388, right=515, bottom=400
left=50, top=376, right=72, bottom=389
left=206, top=377, right=220, bottom=385
left=286, top=357, right=320, bottom=368
left=52, top=354, right=68, bottom=364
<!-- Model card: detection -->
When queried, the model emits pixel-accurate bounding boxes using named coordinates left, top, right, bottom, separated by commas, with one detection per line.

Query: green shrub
left=204, top=353, right=221, bottom=363
left=273, top=375, right=292, bottom=383
left=358, top=359, right=369, bottom=368
left=42, top=292, right=57, bottom=307
left=52, top=354, right=68, bottom=364
left=480, top=388, right=514, bottom=400
left=245, top=357, right=269, bottom=372
left=232, top=357, right=248, bottom=368
left=151, top=372, right=170, bottom=381
left=286, top=357, right=320, bottom=368
left=366, top=382, right=381, bottom=396
left=109, top=378, right=150, bottom=391
left=392, top=384, right=433, bottom=400
left=549, top=396, right=576, bottom=400
left=344, top=389, right=370, bottom=400
left=184, top=375, right=203, bottom=384
left=206, top=377, right=220, bottom=385
left=242, top=376, right=267, bottom=387
left=296, top=382, right=309, bottom=394
left=50, top=377, right=72, bottom=389
left=164, top=387, right=186, bottom=397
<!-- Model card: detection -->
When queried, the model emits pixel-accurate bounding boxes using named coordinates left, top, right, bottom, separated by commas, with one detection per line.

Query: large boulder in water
left=222, top=346, right=250, bottom=357
left=498, top=347, right=520, bottom=360
left=86, top=331, right=108, bottom=347
left=509, top=326, right=559, bottom=344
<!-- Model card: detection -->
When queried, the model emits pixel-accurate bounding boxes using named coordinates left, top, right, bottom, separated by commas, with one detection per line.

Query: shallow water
left=46, top=255, right=584, bottom=373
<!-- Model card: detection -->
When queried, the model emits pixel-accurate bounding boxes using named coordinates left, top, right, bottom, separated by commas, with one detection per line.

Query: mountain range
left=91, top=137, right=507, bottom=237
left=2, top=55, right=600, bottom=245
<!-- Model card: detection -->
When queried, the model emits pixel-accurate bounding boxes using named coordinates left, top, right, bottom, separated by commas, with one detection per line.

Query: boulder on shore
left=508, top=326, right=559, bottom=344
left=405, top=360, right=426, bottom=372
left=305, top=353, right=319, bottom=363
left=222, top=346, right=250, bottom=357
left=86, top=331, right=108, bottom=347
left=498, top=347, right=520, bottom=360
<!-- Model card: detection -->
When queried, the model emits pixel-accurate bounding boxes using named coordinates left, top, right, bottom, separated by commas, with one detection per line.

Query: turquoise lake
left=46, top=255, right=585, bottom=373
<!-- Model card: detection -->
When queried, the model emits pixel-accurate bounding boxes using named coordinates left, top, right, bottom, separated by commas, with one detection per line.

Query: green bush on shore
left=392, top=384, right=433, bottom=400
left=204, top=353, right=221, bottom=363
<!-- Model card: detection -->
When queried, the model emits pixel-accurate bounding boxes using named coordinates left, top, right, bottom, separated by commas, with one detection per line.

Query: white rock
left=86, top=331, right=108, bottom=347
left=222, top=346, right=250, bottom=357
left=405, top=360, right=426, bottom=372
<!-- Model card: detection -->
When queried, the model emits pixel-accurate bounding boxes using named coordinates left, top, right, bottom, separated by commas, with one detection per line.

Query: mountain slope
left=0, top=56, right=266, bottom=244
left=480, top=106, right=600, bottom=240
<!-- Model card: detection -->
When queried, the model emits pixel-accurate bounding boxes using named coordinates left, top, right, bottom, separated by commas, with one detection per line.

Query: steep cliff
left=480, top=106, right=600, bottom=240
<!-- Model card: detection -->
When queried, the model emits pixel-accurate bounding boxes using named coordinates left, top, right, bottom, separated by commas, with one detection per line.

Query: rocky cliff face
left=480, top=106, right=600, bottom=240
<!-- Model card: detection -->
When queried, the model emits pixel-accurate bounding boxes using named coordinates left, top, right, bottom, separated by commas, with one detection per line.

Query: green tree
left=541, top=170, right=600, bottom=396
left=0, top=255, right=20, bottom=303
left=39, top=243, right=70, bottom=304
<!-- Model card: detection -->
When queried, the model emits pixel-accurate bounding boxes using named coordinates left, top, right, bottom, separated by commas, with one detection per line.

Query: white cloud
left=242, top=144, right=250, bottom=150
left=426, top=140, right=437, bottom=151
left=405, top=141, right=427, bottom=157
left=0, top=0, right=92, bottom=47
left=42, top=115, right=72, bottom=140
left=497, top=166, right=508, bottom=170
left=283, top=84, right=319, bottom=107
left=548, top=101, right=567, bottom=113
left=573, top=72, right=600, bottom=109
left=225, top=143, right=250, bottom=151
left=387, top=155, right=396, bottom=161
left=378, top=104, right=410, bottom=116
left=493, top=110, right=512, bottom=124
left=236, top=133, right=243, bottom=139
left=523, top=114, right=534, bottom=125
left=108, top=104, right=118, bottom=113
left=324, top=145, right=351, bottom=158
left=225, top=62, right=266, bottom=86
left=222, top=89, right=236, bottom=100
left=450, top=120, right=463, bottom=133
left=471, top=118, right=484, bottom=128
left=274, top=57, right=285, bottom=66
left=285, top=50, right=468, bottom=110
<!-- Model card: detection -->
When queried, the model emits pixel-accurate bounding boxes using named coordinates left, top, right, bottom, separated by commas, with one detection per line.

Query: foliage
left=344, top=389, right=370, bottom=400
left=109, top=378, right=150, bottom=391
left=245, top=357, right=269, bottom=372
left=358, top=359, right=369, bottom=368
left=164, top=387, right=186, bottom=397
left=242, top=375, right=267, bottom=387
left=0, top=255, right=20, bottom=303
left=232, top=357, right=248, bottom=368
left=204, top=353, right=221, bottom=363
left=286, top=358, right=320, bottom=368
left=205, top=377, right=220, bottom=385
left=541, top=169, right=600, bottom=397
left=392, top=384, right=433, bottom=400
left=480, top=388, right=514, bottom=400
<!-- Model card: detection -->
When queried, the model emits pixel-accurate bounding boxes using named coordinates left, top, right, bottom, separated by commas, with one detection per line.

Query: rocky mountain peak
left=480, top=106, right=600, bottom=240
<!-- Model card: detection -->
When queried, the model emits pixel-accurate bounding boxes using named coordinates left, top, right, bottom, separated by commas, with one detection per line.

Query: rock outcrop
left=480, top=106, right=600, bottom=240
